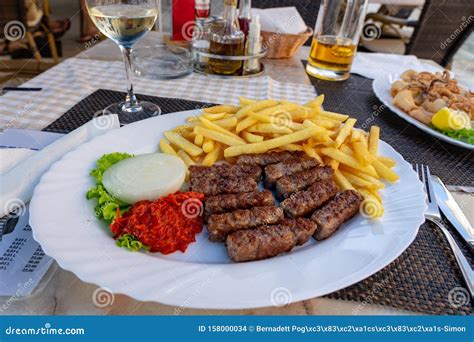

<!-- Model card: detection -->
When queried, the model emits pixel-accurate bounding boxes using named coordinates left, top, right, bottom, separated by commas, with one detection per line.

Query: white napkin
left=351, top=52, right=443, bottom=79
left=252, top=7, right=307, bottom=35
left=0, top=115, right=120, bottom=218
left=0, top=148, right=37, bottom=174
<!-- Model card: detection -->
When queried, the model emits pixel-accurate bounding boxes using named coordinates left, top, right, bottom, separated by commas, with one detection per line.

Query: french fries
left=369, top=126, right=380, bottom=156
left=204, top=105, right=239, bottom=114
left=202, top=144, right=222, bottom=166
left=159, top=139, right=177, bottom=156
left=242, top=131, right=264, bottom=143
left=335, top=118, right=356, bottom=148
left=224, top=127, right=318, bottom=157
left=235, top=99, right=279, bottom=119
left=194, top=126, right=245, bottom=146
left=158, top=97, right=399, bottom=219
left=163, top=131, right=203, bottom=157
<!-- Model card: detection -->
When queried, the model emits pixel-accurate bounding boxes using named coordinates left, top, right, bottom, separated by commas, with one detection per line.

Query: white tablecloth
left=0, top=58, right=317, bottom=131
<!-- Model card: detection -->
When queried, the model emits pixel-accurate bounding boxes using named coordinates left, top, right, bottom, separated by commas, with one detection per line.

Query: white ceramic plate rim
left=372, top=65, right=474, bottom=150
left=30, top=109, right=427, bottom=309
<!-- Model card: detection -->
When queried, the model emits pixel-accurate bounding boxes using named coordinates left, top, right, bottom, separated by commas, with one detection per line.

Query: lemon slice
left=431, top=107, right=470, bottom=131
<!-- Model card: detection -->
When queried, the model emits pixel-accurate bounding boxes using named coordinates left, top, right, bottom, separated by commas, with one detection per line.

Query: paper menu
left=0, top=128, right=64, bottom=297
left=0, top=206, right=53, bottom=297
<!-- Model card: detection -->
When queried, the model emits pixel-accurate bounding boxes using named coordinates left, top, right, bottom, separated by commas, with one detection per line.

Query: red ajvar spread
left=111, top=192, right=204, bottom=254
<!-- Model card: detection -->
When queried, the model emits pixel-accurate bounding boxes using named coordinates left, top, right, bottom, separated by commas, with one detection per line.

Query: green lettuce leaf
left=434, top=127, right=474, bottom=145
left=116, top=234, right=150, bottom=252
left=443, top=128, right=474, bottom=145
left=86, top=152, right=133, bottom=223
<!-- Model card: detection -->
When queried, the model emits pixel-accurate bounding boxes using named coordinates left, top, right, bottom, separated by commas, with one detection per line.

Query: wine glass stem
left=120, top=46, right=138, bottom=109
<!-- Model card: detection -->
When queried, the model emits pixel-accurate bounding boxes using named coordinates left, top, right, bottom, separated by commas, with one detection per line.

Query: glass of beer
left=306, top=0, right=369, bottom=81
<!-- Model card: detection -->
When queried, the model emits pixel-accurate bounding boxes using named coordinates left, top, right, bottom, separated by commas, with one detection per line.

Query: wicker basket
left=261, top=27, right=313, bottom=59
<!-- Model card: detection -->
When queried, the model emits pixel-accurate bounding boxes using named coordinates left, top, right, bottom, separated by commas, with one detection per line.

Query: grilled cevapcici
left=236, top=151, right=306, bottom=166
left=226, top=218, right=317, bottom=262
left=204, top=190, right=274, bottom=215
left=189, top=164, right=262, bottom=183
left=311, top=190, right=363, bottom=241
left=264, top=156, right=319, bottom=188
left=280, top=179, right=339, bottom=218
left=275, top=166, right=333, bottom=199
left=207, top=206, right=284, bottom=242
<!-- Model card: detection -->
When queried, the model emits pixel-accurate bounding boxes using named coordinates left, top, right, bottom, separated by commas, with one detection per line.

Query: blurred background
left=1, top=0, right=473, bottom=86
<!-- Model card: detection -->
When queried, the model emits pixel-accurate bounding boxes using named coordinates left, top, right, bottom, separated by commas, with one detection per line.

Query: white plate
left=372, top=65, right=474, bottom=150
left=29, top=110, right=427, bottom=309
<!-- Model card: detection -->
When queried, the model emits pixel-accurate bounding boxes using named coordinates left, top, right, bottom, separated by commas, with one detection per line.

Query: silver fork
left=415, top=164, right=474, bottom=297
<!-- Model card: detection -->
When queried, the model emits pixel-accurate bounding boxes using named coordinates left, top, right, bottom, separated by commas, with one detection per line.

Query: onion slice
left=102, top=153, right=186, bottom=204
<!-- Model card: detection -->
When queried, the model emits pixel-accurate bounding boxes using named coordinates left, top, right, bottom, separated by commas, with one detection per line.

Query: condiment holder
left=192, top=48, right=267, bottom=77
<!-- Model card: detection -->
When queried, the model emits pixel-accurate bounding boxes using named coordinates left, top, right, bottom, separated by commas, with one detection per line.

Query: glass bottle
left=244, top=14, right=261, bottom=74
left=238, top=0, right=252, bottom=37
left=208, top=0, right=245, bottom=75
left=195, top=0, right=211, bottom=19
left=192, top=17, right=212, bottom=71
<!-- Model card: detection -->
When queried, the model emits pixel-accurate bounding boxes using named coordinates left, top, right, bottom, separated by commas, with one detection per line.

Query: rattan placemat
left=43, top=89, right=472, bottom=315
left=306, top=72, right=474, bottom=188
left=44, top=89, right=216, bottom=133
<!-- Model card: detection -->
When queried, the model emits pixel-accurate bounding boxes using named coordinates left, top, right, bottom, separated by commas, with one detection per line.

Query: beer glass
left=306, top=0, right=369, bottom=81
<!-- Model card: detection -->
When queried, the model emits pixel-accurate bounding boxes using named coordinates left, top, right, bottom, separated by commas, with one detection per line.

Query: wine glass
left=86, top=0, right=161, bottom=123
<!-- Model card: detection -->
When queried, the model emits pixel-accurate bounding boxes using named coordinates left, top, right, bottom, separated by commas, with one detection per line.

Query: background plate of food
left=373, top=64, right=474, bottom=150
left=30, top=97, right=426, bottom=309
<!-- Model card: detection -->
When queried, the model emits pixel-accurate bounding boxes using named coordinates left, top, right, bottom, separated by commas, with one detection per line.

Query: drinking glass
left=306, top=0, right=369, bottom=81
left=86, top=0, right=160, bottom=122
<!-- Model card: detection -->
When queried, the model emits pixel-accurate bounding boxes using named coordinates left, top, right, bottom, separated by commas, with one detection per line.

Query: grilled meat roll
left=236, top=151, right=305, bottom=166
left=280, top=179, right=339, bottom=218
left=311, top=190, right=363, bottom=240
left=275, top=166, right=333, bottom=199
left=226, top=218, right=317, bottom=262
left=205, top=190, right=275, bottom=215
left=189, top=164, right=262, bottom=183
left=207, top=206, right=284, bottom=242
left=190, top=176, right=257, bottom=196
left=264, top=157, right=319, bottom=188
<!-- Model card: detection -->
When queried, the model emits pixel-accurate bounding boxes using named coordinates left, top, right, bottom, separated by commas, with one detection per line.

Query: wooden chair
left=0, top=0, right=42, bottom=61
left=0, top=0, right=60, bottom=63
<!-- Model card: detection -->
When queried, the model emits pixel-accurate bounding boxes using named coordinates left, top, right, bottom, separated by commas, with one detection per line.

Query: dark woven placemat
left=306, top=69, right=474, bottom=188
left=44, top=89, right=216, bottom=133
left=44, top=89, right=473, bottom=315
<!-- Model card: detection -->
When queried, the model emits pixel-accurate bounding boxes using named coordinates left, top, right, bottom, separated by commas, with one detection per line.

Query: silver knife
left=431, top=175, right=474, bottom=248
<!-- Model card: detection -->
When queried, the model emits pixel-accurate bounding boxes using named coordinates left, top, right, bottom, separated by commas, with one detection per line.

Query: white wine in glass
left=86, top=0, right=160, bottom=122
